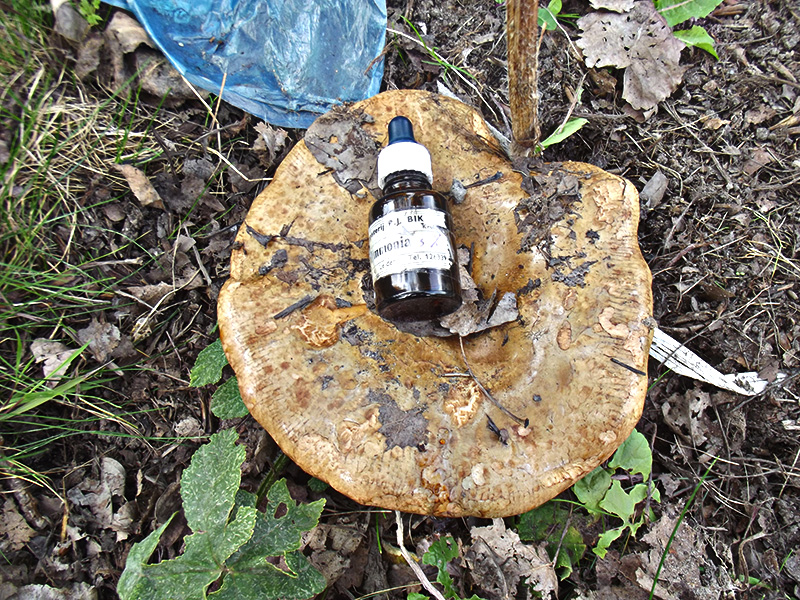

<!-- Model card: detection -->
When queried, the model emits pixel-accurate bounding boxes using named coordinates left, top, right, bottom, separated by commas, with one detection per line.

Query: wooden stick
left=506, top=0, right=541, bottom=153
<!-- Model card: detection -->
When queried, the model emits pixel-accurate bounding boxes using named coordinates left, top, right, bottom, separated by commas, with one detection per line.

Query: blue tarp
left=104, top=0, right=387, bottom=128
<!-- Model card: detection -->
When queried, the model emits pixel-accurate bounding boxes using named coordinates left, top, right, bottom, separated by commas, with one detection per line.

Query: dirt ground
left=1, top=0, right=799, bottom=598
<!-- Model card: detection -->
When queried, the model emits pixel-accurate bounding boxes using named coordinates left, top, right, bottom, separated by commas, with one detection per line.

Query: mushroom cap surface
left=218, top=90, right=653, bottom=517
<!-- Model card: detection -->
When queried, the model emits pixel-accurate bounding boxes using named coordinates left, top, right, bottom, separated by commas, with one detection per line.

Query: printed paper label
left=368, top=208, right=454, bottom=280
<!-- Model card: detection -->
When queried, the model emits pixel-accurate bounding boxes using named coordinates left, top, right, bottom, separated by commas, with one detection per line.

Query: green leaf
left=407, top=594, right=429, bottom=600
left=537, top=118, right=588, bottom=152
left=134, top=505, right=257, bottom=600
left=211, top=551, right=325, bottom=600
left=608, top=429, right=652, bottom=480
left=118, top=430, right=257, bottom=600
left=517, top=502, right=586, bottom=579
left=211, top=377, right=249, bottom=419
left=181, top=428, right=244, bottom=531
left=573, top=466, right=611, bottom=514
left=655, top=0, right=724, bottom=27
left=213, top=481, right=326, bottom=599
left=598, top=480, right=638, bottom=523
left=593, top=525, right=624, bottom=559
left=422, top=537, right=459, bottom=599
left=538, top=0, right=562, bottom=31
left=307, top=478, right=329, bottom=493
left=673, top=26, right=719, bottom=58
left=190, top=339, right=228, bottom=387
left=117, top=516, right=175, bottom=600
left=118, top=432, right=327, bottom=600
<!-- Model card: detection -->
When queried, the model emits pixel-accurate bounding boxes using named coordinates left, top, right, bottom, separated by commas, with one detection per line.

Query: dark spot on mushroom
left=551, top=260, right=597, bottom=288
left=273, top=295, right=315, bottom=319
left=586, top=230, right=600, bottom=244
left=519, top=278, right=541, bottom=295
left=320, top=375, right=334, bottom=390
left=246, top=224, right=274, bottom=247
left=533, top=394, right=542, bottom=403
left=370, top=390, right=429, bottom=450
left=259, top=248, right=288, bottom=276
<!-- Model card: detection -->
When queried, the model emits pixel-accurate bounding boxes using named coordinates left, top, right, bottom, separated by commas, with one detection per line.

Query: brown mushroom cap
left=218, top=90, right=653, bottom=517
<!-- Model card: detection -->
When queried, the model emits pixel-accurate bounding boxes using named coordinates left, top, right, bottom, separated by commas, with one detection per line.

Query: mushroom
left=218, top=89, right=653, bottom=517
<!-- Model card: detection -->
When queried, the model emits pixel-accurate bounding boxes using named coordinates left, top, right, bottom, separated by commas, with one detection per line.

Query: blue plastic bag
left=103, top=0, right=387, bottom=128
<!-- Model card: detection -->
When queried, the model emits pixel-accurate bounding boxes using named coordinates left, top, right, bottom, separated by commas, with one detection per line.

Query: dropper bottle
left=368, top=116, right=462, bottom=322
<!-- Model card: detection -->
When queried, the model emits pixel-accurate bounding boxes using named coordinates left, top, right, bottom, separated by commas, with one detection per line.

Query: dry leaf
left=113, top=164, right=165, bottom=209
left=51, top=0, right=89, bottom=43
left=0, top=498, right=37, bottom=552
left=577, top=1, right=687, bottom=111
left=590, top=0, right=635, bottom=11
left=254, top=122, right=289, bottom=165
left=467, top=519, right=557, bottom=599
left=440, top=248, right=520, bottom=336
left=76, top=319, right=121, bottom=362
left=635, top=512, right=727, bottom=600
left=75, top=33, right=104, bottom=81
left=639, top=170, right=669, bottom=209
left=105, top=11, right=153, bottom=54
left=30, top=339, right=78, bottom=381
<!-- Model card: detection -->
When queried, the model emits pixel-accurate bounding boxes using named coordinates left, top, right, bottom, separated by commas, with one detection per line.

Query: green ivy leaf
left=655, top=0, right=724, bottom=27
left=517, top=502, right=586, bottom=579
left=117, top=517, right=174, bottom=600
left=608, top=429, right=651, bottom=480
left=118, top=431, right=326, bottom=600
left=211, top=377, right=249, bottom=419
left=598, top=480, right=638, bottom=523
left=190, top=339, right=228, bottom=387
left=537, top=118, right=588, bottom=152
left=538, top=0, right=562, bottom=30
left=593, top=525, right=624, bottom=559
left=422, top=537, right=460, bottom=599
left=307, top=478, right=329, bottom=493
left=118, top=429, right=257, bottom=600
left=212, top=481, right=326, bottom=600
left=673, top=26, right=719, bottom=59
left=572, top=466, right=611, bottom=514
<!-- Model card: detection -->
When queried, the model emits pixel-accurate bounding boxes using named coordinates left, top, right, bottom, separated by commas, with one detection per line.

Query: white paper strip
left=650, top=328, right=785, bottom=396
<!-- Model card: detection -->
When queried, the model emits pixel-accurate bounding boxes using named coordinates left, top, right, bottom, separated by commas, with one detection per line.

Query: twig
left=395, top=511, right=446, bottom=600
left=184, top=224, right=212, bottom=287
left=459, top=336, right=528, bottom=426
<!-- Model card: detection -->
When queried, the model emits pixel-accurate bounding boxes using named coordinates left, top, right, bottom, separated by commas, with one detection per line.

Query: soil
left=1, top=0, right=798, bottom=599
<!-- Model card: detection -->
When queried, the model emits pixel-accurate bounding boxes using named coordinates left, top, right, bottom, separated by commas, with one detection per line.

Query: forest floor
left=1, top=0, right=798, bottom=598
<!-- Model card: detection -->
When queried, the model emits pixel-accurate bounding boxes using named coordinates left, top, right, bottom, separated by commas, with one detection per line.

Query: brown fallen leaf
left=30, top=339, right=78, bottom=381
left=577, top=1, right=687, bottom=111
left=76, top=319, right=121, bottom=362
left=0, top=498, right=37, bottom=552
left=254, top=122, right=289, bottom=165
left=440, top=248, right=520, bottom=337
left=590, top=0, right=635, bottom=11
left=742, top=147, right=774, bottom=176
left=467, top=519, right=558, bottom=599
left=113, top=163, right=165, bottom=209
left=51, top=0, right=89, bottom=43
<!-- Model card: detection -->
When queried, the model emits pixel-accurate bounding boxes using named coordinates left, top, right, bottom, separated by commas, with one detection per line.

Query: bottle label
left=369, top=208, right=454, bottom=281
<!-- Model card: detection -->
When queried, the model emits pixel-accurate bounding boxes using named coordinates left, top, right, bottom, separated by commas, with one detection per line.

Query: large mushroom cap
left=218, top=90, right=653, bottom=517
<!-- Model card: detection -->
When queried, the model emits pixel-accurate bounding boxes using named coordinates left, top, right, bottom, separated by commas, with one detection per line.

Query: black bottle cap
left=387, top=116, right=416, bottom=145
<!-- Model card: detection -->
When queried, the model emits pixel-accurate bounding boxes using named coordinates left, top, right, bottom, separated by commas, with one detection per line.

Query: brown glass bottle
left=368, top=117, right=461, bottom=322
